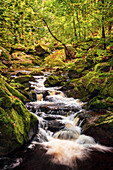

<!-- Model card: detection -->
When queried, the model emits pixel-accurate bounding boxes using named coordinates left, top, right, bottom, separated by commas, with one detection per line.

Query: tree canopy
left=0, top=0, right=112, bottom=49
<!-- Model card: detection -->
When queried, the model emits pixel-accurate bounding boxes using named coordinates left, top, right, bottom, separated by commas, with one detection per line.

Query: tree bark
left=101, top=0, right=106, bottom=49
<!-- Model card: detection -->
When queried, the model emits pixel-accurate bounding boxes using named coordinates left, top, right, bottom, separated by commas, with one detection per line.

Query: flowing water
left=0, top=73, right=112, bottom=170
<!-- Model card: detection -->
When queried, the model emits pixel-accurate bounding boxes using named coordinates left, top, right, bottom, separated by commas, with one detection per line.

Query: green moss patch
left=0, top=76, right=38, bottom=156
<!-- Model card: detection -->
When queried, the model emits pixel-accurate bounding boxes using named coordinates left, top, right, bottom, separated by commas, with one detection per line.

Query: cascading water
left=0, top=73, right=113, bottom=170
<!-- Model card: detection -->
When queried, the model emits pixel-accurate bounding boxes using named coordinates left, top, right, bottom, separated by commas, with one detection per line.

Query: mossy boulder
left=0, top=77, right=38, bottom=156
left=10, top=75, right=36, bottom=101
left=35, top=43, right=49, bottom=57
left=11, top=44, right=26, bottom=52
left=30, top=69, right=44, bottom=76
left=62, top=71, right=113, bottom=110
left=94, top=62, right=111, bottom=72
left=44, top=75, right=64, bottom=87
left=82, top=71, right=113, bottom=100
left=43, top=49, right=65, bottom=69
left=14, top=75, right=35, bottom=87
left=88, top=97, right=113, bottom=110
left=11, top=52, right=34, bottom=68
left=83, top=111, right=113, bottom=146
left=32, top=56, right=42, bottom=66
left=61, top=79, right=90, bottom=101
left=0, top=46, right=11, bottom=67
left=68, top=68, right=81, bottom=79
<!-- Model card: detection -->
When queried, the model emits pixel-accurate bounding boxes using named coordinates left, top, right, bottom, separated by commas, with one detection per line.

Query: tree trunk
left=42, top=18, right=71, bottom=60
left=72, top=15, right=77, bottom=39
left=101, top=0, right=106, bottom=49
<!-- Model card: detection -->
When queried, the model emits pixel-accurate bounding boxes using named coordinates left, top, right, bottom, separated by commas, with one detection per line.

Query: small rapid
left=0, top=73, right=113, bottom=170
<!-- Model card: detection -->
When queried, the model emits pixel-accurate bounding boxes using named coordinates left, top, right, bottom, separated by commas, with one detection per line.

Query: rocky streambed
left=0, top=71, right=113, bottom=170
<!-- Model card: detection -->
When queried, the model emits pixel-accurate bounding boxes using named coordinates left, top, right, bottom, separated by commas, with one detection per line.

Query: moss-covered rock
left=10, top=75, right=36, bottom=101
left=35, top=43, right=49, bottom=57
left=61, top=79, right=90, bottom=101
left=11, top=44, right=26, bottom=52
left=44, top=75, right=64, bottom=87
left=88, top=97, right=113, bottom=110
left=94, top=62, right=111, bottom=72
left=0, top=76, right=38, bottom=156
left=0, top=47, right=11, bottom=67
left=83, top=111, right=113, bottom=146
left=43, top=49, right=65, bottom=69
left=11, top=52, right=34, bottom=68
left=62, top=70, right=113, bottom=110
left=14, top=75, right=35, bottom=85
left=30, top=69, right=44, bottom=76
left=32, top=56, right=42, bottom=66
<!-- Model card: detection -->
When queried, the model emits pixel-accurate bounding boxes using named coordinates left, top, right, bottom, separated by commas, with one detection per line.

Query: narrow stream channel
left=0, top=73, right=113, bottom=170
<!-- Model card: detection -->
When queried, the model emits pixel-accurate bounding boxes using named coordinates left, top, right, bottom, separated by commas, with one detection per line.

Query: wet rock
left=30, top=70, right=44, bottom=76
left=26, top=101, right=80, bottom=115
left=83, top=111, right=113, bottom=147
left=44, top=75, right=64, bottom=87
left=68, top=69, right=81, bottom=79
left=16, top=72, right=27, bottom=76
left=47, top=120, right=64, bottom=132
left=14, top=75, right=35, bottom=84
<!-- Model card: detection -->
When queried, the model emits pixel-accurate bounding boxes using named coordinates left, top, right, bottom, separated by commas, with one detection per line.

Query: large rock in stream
left=82, top=111, right=113, bottom=147
left=0, top=76, right=38, bottom=156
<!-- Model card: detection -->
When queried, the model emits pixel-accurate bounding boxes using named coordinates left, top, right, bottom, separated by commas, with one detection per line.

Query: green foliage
left=0, top=0, right=43, bottom=48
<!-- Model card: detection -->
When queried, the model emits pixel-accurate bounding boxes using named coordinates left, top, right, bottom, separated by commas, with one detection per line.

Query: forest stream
left=0, top=71, right=113, bottom=170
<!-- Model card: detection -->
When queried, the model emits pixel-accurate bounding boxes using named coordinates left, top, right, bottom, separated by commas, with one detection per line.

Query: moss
left=14, top=75, right=35, bottom=86
left=44, top=75, right=64, bottom=87
left=30, top=69, right=44, bottom=76
left=94, top=112, right=113, bottom=128
left=0, top=61, right=7, bottom=69
left=0, top=77, right=38, bottom=156
left=12, top=44, right=26, bottom=51
left=43, top=49, right=65, bottom=68
left=0, top=46, right=10, bottom=61
left=10, top=82, right=25, bottom=89
left=35, top=43, right=49, bottom=56
left=94, top=62, right=110, bottom=72
left=5, top=83, right=26, bottom=103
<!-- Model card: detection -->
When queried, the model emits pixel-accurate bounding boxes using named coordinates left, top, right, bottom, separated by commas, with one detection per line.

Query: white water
left=26, top=75, right=112, bottom=168
left=27, top=75, right=86, bottom=113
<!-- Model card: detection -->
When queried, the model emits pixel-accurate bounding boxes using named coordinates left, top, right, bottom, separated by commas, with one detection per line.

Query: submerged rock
left=0, top=76, right=38, bottom=156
